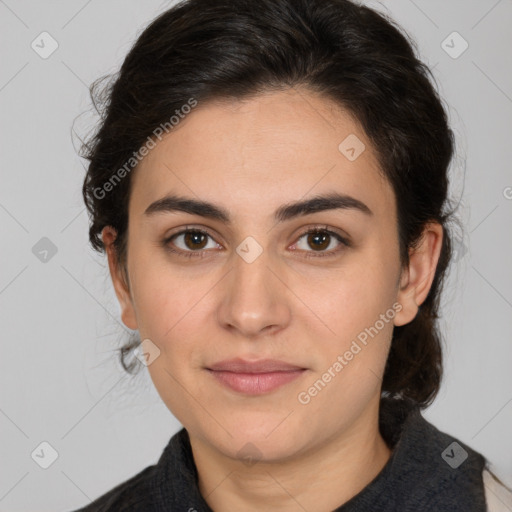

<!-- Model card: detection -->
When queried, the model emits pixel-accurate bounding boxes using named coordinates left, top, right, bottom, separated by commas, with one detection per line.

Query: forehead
left=130, top=88, right=394, bottom=222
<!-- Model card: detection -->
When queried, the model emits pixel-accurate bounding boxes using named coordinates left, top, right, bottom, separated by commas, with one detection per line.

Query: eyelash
left=162, top=225, right=351, bottom=260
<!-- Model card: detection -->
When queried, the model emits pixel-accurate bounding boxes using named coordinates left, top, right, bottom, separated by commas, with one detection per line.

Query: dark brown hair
left=80, top=0, right=461, bottom=409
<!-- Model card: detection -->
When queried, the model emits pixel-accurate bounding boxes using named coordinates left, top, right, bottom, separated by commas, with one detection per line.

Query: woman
left=73, top=0, right=511, bottom=510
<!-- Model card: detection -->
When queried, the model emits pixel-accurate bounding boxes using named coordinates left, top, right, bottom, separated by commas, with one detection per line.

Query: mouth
left=206, top=358, right=307, bottom=395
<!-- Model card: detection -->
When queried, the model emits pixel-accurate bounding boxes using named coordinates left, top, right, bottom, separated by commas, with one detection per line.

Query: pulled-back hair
left=80, top=0, right=460, bottom=409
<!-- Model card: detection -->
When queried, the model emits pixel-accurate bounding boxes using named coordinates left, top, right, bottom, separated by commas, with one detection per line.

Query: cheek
left=127, top=247, right=203, bottom=336
left=307, top=261, right=396, bottom=337
left=296, top=283, right=396, bottom=423
left=300, top=253, right=398, bottom=394
left=316, top=290, right=395, bottom=382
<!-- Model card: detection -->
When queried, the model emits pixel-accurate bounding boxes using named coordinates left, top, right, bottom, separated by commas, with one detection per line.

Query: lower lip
left=207, top=369, right=306, bottom=395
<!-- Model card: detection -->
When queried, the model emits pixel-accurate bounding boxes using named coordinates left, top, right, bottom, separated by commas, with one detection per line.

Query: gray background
left=0, top=0, right=511, bottom=510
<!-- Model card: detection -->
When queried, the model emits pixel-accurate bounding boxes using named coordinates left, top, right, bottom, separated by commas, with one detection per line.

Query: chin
left=206, top=419, right=310, bottom=464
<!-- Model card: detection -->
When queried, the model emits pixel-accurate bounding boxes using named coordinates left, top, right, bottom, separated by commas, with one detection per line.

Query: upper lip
left=207, top=358, right=306, bottom=373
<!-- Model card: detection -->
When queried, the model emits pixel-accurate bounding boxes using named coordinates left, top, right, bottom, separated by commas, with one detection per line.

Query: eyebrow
left=143, top=192, right=373, bottom=223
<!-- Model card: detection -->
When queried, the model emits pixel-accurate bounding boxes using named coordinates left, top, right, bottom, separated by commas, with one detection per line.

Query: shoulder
left=378, top=403, right=489, bottom=510
left=68, top=428, right=209, bottom=512
left=483, top=467, right=512, bottom=512
left=70, top=464, right=158, bottom=512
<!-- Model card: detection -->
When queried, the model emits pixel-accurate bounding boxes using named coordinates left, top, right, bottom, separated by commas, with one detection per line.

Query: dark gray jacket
left=71, top=400, right=499, bottom=511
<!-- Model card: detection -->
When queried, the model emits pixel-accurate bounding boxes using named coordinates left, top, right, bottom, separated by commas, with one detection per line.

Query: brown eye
left=306, top=231, right=331, bottom=251
left=182, top=231, right=209, bottom=250
left=293, top=227, right=350, bottom=258
left=165, top=228, right=220, bottom=258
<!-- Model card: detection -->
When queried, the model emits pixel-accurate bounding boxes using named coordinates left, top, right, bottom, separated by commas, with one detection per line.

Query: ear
left=102, top=226, right=138, bottom=330
left=393, top=222, right=444, bottom=327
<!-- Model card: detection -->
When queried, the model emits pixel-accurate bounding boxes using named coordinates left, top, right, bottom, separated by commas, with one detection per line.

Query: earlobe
left=393, top=223, right=444, bottom=328
left=102, top=226, right=138, bottom=331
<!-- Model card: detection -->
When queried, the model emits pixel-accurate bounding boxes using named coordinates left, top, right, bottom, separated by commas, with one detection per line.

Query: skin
left=102, top=87, right=443, bottom=511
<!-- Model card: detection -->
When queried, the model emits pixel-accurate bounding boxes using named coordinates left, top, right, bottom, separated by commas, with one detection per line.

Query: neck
left=190, top=401, right=392, bottom=511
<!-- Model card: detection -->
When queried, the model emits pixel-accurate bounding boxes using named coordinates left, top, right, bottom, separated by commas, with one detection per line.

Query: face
left=104, top=88, right=439, bottom=463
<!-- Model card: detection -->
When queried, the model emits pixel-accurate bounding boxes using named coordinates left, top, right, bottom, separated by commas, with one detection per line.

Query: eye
left=292, top=226, right=350, bottom=258
left=164, top=227, right=221, bottom=258
left=163, top=224, right=350, bottom=260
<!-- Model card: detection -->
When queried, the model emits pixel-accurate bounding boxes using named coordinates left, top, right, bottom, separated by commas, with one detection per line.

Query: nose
left=216, top=245, right=292, bottom=338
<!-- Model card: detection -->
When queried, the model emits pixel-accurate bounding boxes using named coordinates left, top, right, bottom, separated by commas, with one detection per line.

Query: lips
left=206, top=358, right=307, bottom=394
left=207, top=358, right=305, bottom=373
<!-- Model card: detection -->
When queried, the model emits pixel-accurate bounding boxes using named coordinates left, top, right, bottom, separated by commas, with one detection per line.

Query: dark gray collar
left=333, top=400, right=487, bottom=511
left=149, top=399, right=487, bottom=511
